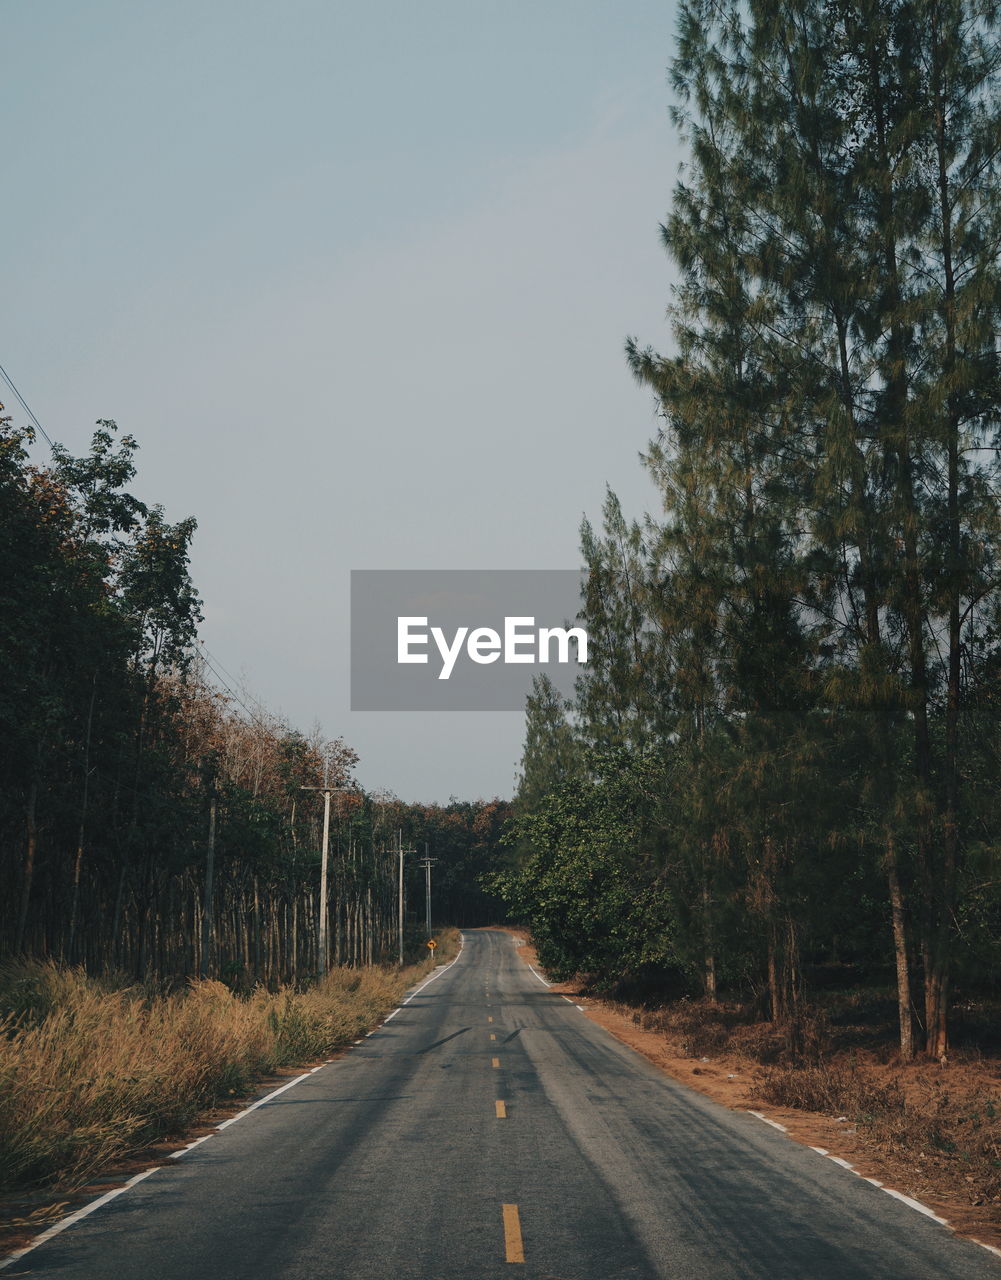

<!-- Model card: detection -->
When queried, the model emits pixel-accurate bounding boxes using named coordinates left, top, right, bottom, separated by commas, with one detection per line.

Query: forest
left=501, top=0, right=1001, bottom=1065
left=5, top=0, right=1001, bottom=1252
left=0, top=414, right=509, bottom=984
left=3, top=0, right=1001, bottom=1117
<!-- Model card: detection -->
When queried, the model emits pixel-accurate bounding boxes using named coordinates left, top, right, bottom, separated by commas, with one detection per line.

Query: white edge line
left=361, top=935, right=465, bottom=1042
left=215, top=942, right=466, bottom=1124
left=0, top=937, right=472, bottom=1268
left=562, top=995, right=575, bottom=1004
left=809, top=1129, right=966, bottom=1234
left=528, top=965, right=551, bottom=988
left=747, top=1110, right=788, bottom=1132
left=400, top=940, right=464, bottom=1005
left=576, top=1005, right=585, bottom=1011
left=971, top=1239, right=1001, bottom=1259
left=216, top=1070, right=314, bottom=1129
left=0, top=1167, right=159, bottom=1272
left=878, top=1187, right=951, bottom=1226
left=168, top=1134, right=214, bottom=1159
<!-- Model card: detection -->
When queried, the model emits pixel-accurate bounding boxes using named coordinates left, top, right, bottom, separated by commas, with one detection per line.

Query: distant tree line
left=0, top=415, right=508, bottom=981
left=500, top=0, right=1001, bottom=1061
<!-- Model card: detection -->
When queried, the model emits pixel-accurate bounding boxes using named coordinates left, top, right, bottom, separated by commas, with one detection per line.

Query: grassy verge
left=0, top=927, right=460, bottom=1196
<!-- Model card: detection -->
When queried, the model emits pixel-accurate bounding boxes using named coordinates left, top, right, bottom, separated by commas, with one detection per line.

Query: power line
left=195, top=642, right=274, bottom=730
left=0, top=370, right=302, bottom=753
left=0, top=361, right=54, bottom=450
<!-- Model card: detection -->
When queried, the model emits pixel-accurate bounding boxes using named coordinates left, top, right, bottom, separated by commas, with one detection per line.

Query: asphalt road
left=6, top=928, right=999, bottom=1279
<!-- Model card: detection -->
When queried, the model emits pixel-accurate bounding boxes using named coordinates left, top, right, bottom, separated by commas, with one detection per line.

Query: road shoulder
left=495, top=925, right=1001, bottom=1258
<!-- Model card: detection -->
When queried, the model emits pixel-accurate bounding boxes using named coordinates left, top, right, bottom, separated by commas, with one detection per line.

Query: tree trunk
left=702, top=878, right=717, bottom=1002
left=767, top=927, right=783, bottom=1024
left=200, top=793, right=217, bottom=979
left=68, top=674, right=97, bottom=962
left=14, top=779, right=39, bottom=954
left=886, top=834, right=914, bottom=1059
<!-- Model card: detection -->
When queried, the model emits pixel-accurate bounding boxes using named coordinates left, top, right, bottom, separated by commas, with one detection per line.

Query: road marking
left=878, top=1187, right=950, bottom=1225
left=495, top=1100, right=507, bottom=1118
left=492, top=1057, right=500, bottom=1068
left=217, top=1071, right=315, bottom=1129
left=527, top=965, right=551, bottom=988
left=502, top=1203, right=524, bottom=1263
left=168, top=1134, right=213, bottom=1159
left=0, top=935, right=471, bottom=1271
left=399, top=938, right=465, bottom=1007
left=490, top=1033, right=496, bottom=1041
left=0, top=1168, right=160, bottom=1273
left=488, top=1016, right=493, bottom=1023
left=807, top=1118, right=956, bottom=1231
left=747, top=1110, right=787, bottom=1132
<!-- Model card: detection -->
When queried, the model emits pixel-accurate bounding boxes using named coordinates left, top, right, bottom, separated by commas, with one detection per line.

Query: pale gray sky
left=3, top=1, right=683, bottom=801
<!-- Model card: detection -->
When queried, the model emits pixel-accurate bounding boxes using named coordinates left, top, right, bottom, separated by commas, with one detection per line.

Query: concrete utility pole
left=383, top=830, right=416, bottom=967
left=200, top=788, right=217, bottom=980
left=417, top=845, right=436, bottom=939
left=301, top=766, right=354, bottom=981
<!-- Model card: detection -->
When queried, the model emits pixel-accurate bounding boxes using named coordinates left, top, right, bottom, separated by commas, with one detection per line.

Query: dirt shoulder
left=497, top=926, right=1001, bottom=1255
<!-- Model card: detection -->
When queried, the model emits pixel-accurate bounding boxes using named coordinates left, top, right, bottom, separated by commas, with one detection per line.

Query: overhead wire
left=195, top=641, right=274, bottom=731
left=0, top=361, right=55, bottom=449
left=0, top=363, right=307, bottom=761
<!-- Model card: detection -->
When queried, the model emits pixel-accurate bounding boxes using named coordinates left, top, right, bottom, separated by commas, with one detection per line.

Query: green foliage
left=515, top=674, right=582, bottom=813
left=509, top=2, right=1001, bottom=1056
left=498, top=752, right=678, bottom=982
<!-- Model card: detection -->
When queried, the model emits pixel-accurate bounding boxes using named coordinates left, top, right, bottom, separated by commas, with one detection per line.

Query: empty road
left=5, top=929, right=999, bottom=1279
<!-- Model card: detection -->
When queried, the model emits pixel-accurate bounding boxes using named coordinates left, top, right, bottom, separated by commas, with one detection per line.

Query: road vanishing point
left=6, top=930, right=999, bottom=1279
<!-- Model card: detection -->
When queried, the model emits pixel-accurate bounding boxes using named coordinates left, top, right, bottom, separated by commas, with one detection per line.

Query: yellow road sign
left=427, top=939, right=437, bottom=950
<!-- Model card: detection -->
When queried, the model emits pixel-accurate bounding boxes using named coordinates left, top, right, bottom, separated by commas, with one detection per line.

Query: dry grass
left=758, top=1061, right=1001, bottom=1205
left=0, top=928, right=460, bottom=1194
left=604, top=986, right=1001, bottom=1211
left=617, top=997, right=832, bottom=1067
left=757, top=1058, right=905, bottom=1118
left=613, top=999, right=753, bottom=1061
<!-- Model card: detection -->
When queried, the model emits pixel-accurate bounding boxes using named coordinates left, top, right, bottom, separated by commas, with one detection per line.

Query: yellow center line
left=495, top=1099, right=507, bottom=1118
left=490, top=1033, right=496, bottom=1040
left=502, top=1203, right=524, bottom=1263
left=492, top=1056, right=500, bottom=1068
left=488, top=1016, right=493, bottom=1023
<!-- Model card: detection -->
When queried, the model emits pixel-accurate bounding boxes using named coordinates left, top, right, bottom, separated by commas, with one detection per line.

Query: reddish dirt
left=498, top=927, right=1001, bottom=1256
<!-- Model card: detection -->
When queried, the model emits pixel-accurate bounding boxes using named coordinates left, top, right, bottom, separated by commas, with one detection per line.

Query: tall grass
left=0, top=929, right=459, bottom=1193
